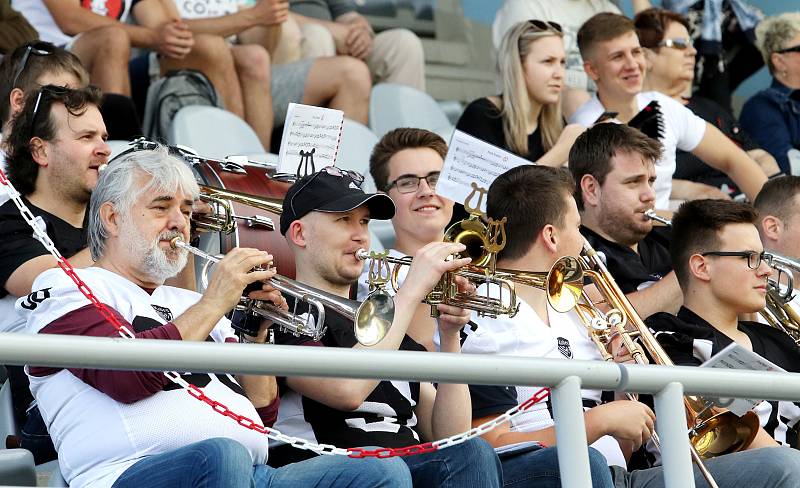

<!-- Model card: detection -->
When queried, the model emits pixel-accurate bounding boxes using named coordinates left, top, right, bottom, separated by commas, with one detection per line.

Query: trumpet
left=356, top=249, right=519, bottom=318
left=171, top=238, right=394, bottom=346
left=761, top=252, right=800, bottom=346
left=572, top=241, right=763, bottom=488
left=645, top=209, right=672, bottom=226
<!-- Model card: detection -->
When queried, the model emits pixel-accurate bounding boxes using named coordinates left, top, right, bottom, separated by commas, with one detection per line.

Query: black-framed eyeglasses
left=777, top=44, right=800, bottom=54
left=288, top=165, right=365, bottom=216
left=658, top=38, right=694, bottom=50
left=11, top=42, right=55, bottom=90
left=30, top=85, right=71, bottom=138
left=700, top=251, right=767, bottom=270
left=386, top=171, right=441, bottom=194
left=528, top=19, right=563, bottom=34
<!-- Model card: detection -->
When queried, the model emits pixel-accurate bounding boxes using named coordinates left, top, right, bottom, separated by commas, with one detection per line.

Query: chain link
left=0, top=168, right=550, bottom=459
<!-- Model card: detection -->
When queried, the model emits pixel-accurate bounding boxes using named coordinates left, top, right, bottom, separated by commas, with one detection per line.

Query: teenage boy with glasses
left=356, top=128, right=454, bottom=351
left=646, top=198, right=800, bottom=447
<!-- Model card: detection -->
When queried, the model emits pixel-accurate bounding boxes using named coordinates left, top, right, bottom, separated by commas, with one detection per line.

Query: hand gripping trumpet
left=170, top=237, right=394, bottom=346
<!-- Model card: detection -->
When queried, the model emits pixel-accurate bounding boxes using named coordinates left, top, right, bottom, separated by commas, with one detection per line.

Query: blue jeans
left=618, top=447, right=800, bottom=488
left=112, top=438, right=411, bottom=487
left=401, top=437, right=503, bottom=487
left=500, top=445, right=614, bottom=488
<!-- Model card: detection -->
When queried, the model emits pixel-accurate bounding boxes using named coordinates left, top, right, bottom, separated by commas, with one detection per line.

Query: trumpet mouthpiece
left=355, top=249, right=370, bottom=261
left=170, top=236, right=185, bottom=249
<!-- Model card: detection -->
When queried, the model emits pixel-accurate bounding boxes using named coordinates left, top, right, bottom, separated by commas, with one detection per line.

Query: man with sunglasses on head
left=0, top=41, right=89, bottom=203
left=645, top=199, right=800, bottom=449
left=0, top=84, right=107, bottom=463
left=267, top=166, right=504, bottom=486
left=355, top=128, right=454, bottom=351
left=570, top=12, right=769, bottom=205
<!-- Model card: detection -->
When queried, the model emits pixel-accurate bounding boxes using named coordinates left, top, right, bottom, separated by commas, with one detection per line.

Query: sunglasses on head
left=658, top=38, right=693, bottom=50
left=30, top=85, right=72, bottom=138
left=777, top=44, right=800, bottom=54
left=528, top=19, right=563, bottom=34
left=11, top=42, right=55, bottom=90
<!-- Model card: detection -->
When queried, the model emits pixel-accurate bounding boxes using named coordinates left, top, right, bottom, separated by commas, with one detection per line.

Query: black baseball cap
left=280, top=168, right=395, bottom=235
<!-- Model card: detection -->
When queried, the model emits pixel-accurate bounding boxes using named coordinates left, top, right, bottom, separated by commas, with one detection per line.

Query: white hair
left=755, top=12, right=800, bottom=74
left=88, top=144, right=199, bottom=261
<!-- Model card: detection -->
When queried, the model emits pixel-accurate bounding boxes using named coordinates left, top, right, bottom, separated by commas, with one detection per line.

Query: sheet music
left=277, top=103, right=344, bottom=175
left=436, top=130, right=531, bottom=211
left=700, top=343, right=785, bottom=416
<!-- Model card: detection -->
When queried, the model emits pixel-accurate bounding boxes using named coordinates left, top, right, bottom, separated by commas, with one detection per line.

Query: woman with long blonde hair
left=456, top=20, right=585, bottom=165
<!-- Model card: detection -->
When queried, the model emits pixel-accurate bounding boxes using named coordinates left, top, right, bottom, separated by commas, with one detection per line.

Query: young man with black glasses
left=356, top=128, right=454, bottom=350
left=0, top=84, right=108, bottom=462
left=646, top=199, right=800, bottom=447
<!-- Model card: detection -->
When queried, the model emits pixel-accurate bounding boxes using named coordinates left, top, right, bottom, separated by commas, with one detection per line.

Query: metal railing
left=2, top=332, right=800, bottom=488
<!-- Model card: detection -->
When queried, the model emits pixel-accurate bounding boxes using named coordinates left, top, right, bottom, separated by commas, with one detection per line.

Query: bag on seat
left=142, top=69, right=222, bottom=141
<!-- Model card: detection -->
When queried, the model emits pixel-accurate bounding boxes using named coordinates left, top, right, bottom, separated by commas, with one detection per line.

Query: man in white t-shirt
left=463, top=163, right=800, bottom=488
left=492, top=0, right=621, bottom=117
left=569, top=12, right=767, bottom=210
left=18, top=144, right=409, bottom=487
left=754, top=176, right=800, bottom=326
left=357, top=128, right=454, bottom=351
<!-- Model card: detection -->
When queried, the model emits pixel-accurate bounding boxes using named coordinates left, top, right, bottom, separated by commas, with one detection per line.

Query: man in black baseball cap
left=272, top=167, right=504, bottom=486
left=280, top=166, right=395, bottom=235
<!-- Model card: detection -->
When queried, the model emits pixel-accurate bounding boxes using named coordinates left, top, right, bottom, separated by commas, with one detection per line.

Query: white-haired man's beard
left=120, top=217, right=188, bottom=284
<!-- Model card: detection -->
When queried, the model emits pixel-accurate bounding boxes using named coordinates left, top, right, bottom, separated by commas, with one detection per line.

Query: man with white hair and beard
left=569, top=123, right=682, bottom=320
left=17, top=146, right=411, bottom=487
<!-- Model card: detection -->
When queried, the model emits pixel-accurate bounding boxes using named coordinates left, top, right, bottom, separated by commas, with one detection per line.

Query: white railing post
left=551, top=375, right=593, bottom=488
left=655, top=382, right=695, bottom=488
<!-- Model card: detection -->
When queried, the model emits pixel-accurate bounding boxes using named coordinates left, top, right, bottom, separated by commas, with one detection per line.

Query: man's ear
left=540, top=223, right=558, bottom=254
left=8, top=88, right=25, bottom=118
left=99, top=202, right=122, bottom=239
left=580, top=174, right=601, bottom=208
left=287, top=220, right=308, bottom=248
left=29, top=137, right=49, bottom=167
left=583, top=57, right=600, bottom=82
left=760, top=215, right=782, bottom=242
left=688, top=254, right=711, bottom=283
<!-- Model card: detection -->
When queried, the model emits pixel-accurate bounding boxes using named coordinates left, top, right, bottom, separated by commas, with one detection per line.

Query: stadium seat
left=0, top=449, right=35, bottom=486
left=0, top=380, right=16, bottom=444
left=167, top=106, right=267, bottom=160
left=369, top=83, right=454, bottom=141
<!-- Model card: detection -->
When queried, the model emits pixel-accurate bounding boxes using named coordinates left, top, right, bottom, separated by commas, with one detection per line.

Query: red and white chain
left=0, top=169, right=550, bottom=458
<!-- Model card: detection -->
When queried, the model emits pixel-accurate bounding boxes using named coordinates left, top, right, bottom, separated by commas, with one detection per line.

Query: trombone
left=171, top=237, right=394, bottom=346
left=573, top=240, right=761, bottom=487
left=195, top=185, right=284, bottom=234
left=761, top=252, right=800, bottom=346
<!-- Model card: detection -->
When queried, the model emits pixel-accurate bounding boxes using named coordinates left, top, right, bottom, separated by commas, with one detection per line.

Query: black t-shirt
left=455, top=97, right=546, bottom=163
left=646, top=307, right=800, bottom=446
left=0, top=198, right=87, bottom=298
left=580, top=225, right=672, bottom=294
left=673, top=96, right=760, bottom=193
left=0, top=197, right=87, bottom=422
left=268, top=297, right=426, bottom=467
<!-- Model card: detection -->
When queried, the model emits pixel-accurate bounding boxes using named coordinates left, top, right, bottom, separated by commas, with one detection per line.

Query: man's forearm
left=626, top=273, right=683, bottom=319
left=182, top=11, right=258, bottom=37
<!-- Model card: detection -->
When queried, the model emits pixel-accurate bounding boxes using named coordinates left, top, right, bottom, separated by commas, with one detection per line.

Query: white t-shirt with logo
left=569, top=91, right=707, bottom=210
left=12, top=0, right=135, bottom=47
left=456, top=283, right=626, bottom=467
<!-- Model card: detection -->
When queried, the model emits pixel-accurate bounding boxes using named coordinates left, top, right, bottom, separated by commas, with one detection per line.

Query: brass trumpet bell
left=353, top=291, right=394, bottom=346
left=690, top=408, right=760, bottom=458
left=443, top=215, right=490, bottom=266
